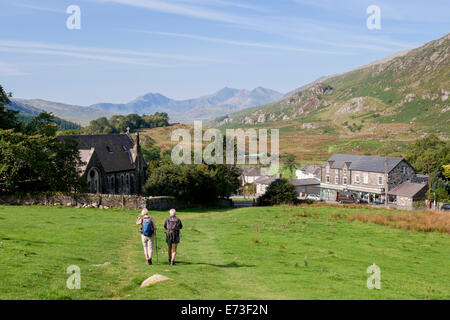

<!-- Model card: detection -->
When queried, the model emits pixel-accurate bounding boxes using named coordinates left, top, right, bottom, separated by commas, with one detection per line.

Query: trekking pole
left=155, top=230, right=159, bottom=264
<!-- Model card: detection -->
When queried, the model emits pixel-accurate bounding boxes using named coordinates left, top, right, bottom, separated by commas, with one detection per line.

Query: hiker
left=164, top=209, right=183, bottom=265
left=136, top=208, right=157, bottom=265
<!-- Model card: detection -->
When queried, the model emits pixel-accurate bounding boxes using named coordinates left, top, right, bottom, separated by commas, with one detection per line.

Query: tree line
left=0, top=85, right=83, bottom=194
left=83, top=113, right=169, bottom=134
left=405, top=134, right=450, bottom=202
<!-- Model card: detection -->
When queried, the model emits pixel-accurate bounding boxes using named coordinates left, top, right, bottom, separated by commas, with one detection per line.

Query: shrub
left=258, top=179, right=298, bottom=206
left=143, top=162, right=241, bottom=204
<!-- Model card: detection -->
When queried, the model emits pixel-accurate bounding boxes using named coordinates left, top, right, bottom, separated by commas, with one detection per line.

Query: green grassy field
left=0, top=205, right=449, bottom=300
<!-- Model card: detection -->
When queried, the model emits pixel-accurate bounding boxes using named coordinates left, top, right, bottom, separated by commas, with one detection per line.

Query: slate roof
left=59, top=134, right=136, bottom=173
left=297, top=164, right=321, bottom=176
left=242, top=167, right=262, bottom=176
left=289, top=178, right=320, bottom=186
left=327, top=154, right=404, bottom=173
left=254, top=176, right=276, bottom=185
left=388, top=182, right=427, bottom=198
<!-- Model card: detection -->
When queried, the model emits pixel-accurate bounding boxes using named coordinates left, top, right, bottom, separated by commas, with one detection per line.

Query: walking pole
left=155, top=230, right=159, bottom=264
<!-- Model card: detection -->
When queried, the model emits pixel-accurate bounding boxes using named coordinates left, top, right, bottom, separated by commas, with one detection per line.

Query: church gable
left=59, top=133, right=147, bottom=195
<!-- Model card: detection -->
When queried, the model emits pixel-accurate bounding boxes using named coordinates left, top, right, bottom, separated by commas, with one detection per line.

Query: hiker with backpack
left=136, top=208, right=157, bottom=265
left=164, top=209, right=183, bottom=265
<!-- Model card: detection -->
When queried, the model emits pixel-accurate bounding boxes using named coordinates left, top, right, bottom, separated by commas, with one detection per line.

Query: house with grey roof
left=388, top=182, right=428, bottom=208
left=295, top=164, right=321, bottom=181
left=59, top=133, right=148, bottom=195
left=254, top=176, right=277, bottom=196
left=241, top=167, right=263, bottom=186
left=320, top=154, right=420, bottom=204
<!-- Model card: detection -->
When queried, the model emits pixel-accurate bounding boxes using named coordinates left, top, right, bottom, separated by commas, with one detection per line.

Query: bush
left=143, top=162, right=241, bottom=204
left=258, top=179, right=298, bottom=206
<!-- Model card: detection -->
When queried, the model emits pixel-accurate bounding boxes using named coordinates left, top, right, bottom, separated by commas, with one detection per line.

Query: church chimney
left=135, top=132, right=140, bottom=151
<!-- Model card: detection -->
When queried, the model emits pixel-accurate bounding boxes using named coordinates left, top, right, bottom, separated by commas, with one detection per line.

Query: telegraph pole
left=384, top=157, right=388, bottom=207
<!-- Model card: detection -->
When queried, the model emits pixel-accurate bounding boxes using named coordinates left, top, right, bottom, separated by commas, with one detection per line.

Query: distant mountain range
left=214, top=33, right=449, bottom=138
left=7, top=100, right=82, bottom=130
left=9, top=87, right=283, bottom=125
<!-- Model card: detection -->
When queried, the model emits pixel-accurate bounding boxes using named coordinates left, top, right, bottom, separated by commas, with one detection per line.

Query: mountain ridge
left=214, top=33, right=450, bottom=138
left=11, top=86, right=283, bottom=125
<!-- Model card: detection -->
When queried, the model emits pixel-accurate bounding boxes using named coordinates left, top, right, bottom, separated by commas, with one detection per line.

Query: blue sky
left=1, top=0, right=449, bottom=106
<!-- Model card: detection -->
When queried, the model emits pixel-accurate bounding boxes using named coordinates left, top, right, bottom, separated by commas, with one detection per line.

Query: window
left=326, top=175, right=330, bottom=183
left=343, top=177, right=348, bottom=185
left=402, top=166, right=407, bottom=174
left=335, top=176, right=339, bottom=184
left=326, top=166, right=330, bottom=174
left=335, top=169, right=339, bottom=175
left=343, top=168, right=347, bottom=175
left=363, top=174, right=369, bottom=184
left=122, top=145, right=128, bottom=151
left=378, top=176, right=383, bottom=185
left=355, top=174, right=360, bottom=183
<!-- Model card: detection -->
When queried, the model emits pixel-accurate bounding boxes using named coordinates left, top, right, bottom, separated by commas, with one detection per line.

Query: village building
left=295, top=164, right=321, bottom=181
left=320, top=154, right=420, bottom=204
left=388, top=182, right=428, bottom=209
left=254, top=176, right=277, bottom=196
left=241, top=167, right=263, bottom=186
left=59, top=133, right=148, bottom=195
left=290, top=179, right=321, bottom=198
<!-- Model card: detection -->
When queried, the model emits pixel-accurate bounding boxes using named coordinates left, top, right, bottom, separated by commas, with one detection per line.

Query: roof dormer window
left=106, top=146, right=113, bottom=154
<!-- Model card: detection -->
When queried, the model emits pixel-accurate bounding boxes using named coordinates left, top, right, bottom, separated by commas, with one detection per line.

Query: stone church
left=59, top=133, right=148, bottom=195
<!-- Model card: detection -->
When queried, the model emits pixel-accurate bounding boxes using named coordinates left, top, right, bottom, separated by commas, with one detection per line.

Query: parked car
left=441, top=203, right=450, bottom=211
left=336, top=191, right=358, bottom=204
left=306, top=194, right=323, bottom=201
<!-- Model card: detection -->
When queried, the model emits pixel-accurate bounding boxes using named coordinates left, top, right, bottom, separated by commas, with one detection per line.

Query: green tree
left=258, top=178, right=298, bottom=206
left=283, top=153, right=297, bottom=178
left=143, top=163, right=241, bottom=203
left=405, top=134, right=450, bottom=175
left=0, top=85, right=19, bottom=130
left=23, top=112, right=58, bottom=136
left=0, top=130, right=83, bottom=193
left=141, top=137, right=161, bottom=162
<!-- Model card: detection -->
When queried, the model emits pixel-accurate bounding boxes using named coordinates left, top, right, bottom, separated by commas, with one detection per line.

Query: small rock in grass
left=92, top=261, right=111, bottom=267
left=140, top=274, right=172, bottom=288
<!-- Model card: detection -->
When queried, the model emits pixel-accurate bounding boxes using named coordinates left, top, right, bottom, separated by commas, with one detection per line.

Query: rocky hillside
left=215, top=33, right=449, bottom=137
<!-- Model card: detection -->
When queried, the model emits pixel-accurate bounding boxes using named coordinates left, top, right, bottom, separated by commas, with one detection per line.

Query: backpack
left=167, top=217, right=181, bottom=232
left=141, top=217, right=154, bottom=237
left=166, top=217, right=181, bottom=241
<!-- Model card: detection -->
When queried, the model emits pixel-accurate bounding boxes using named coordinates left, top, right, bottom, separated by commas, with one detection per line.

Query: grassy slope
left=0, top=205, right=449, bottom=300
left=205, top=34, right=449, bottom=162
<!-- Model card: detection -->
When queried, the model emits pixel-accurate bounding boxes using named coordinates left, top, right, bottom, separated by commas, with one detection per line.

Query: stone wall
left=0, top=193, right=232, bottom=211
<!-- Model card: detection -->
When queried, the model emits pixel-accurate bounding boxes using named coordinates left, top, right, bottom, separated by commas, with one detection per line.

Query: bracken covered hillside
left=216, top=33, right=449, bottom=138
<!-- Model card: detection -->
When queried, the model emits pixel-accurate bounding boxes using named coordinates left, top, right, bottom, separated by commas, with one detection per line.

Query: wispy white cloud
left=0, top=46, right=172, bottom=67
left=0, top=39, right=234, bottom=67
left=175, top=0, right=268, bottom=12
left=134, top=30, right=352, bottom=55
left=0, top=61, right=29, bottom=76
left=93, top=0, right=248, bottom=25
left=12, top=2, right=66, bottom=14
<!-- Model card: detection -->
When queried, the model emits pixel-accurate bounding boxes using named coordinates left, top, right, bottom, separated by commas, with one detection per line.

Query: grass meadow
left=0, top=205, right=449, bottom=300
